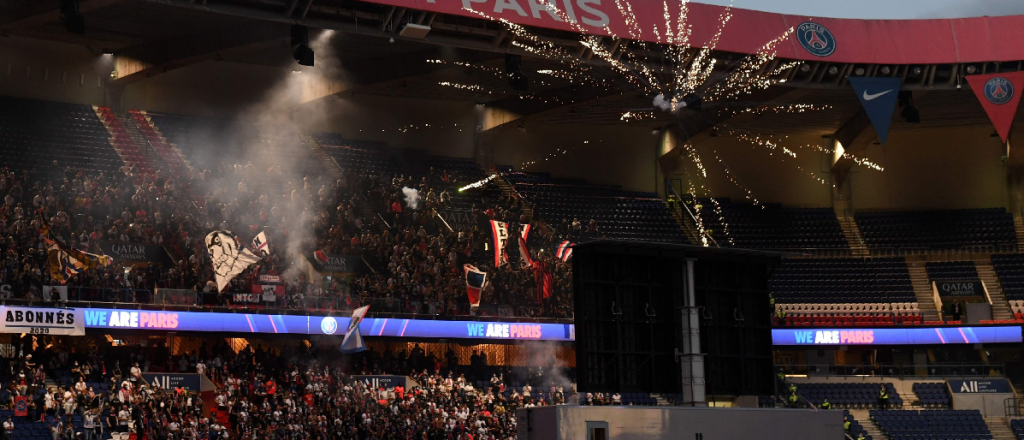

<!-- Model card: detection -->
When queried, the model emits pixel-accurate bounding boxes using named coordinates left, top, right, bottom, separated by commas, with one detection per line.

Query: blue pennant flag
left=848, top=77, right=902, bottom=144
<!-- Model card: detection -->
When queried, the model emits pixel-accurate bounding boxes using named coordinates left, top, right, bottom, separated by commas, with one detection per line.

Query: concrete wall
left=0, top=37, right=114, bottom=106
left=517, top=406, right=842, bottom=440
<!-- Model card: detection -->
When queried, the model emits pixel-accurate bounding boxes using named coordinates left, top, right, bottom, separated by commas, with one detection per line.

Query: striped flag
left=464, top=264, right=487, bottom=308
left=555, top=240, right=574, bottom=261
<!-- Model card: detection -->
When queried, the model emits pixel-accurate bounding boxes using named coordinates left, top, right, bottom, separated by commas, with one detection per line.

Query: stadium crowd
left=0, top=159, right=575, bottom=319
left=0, top=335, right=600, bottom=440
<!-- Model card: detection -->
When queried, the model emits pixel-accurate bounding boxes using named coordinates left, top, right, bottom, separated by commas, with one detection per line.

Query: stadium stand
left=925, top=261, right=980, bottom=282
left=855, top=209, right=1017, bottom=252
left=992, top=254, right=1024, bottom=301
left=770, top=258, right=921, bottom=326
left=690, top=199, right=848, bottom=250
left=843, top=410, right=872, bottom=440
left=911, top=383, right=951, bottom=408
left=795, top=383, right=902, bottom=409
left=0, top=96, right=123, bottom=176
left=505, top=171, right=688, bottom=243
left=1011, top=419, right=1024, bottom=440
left=869, top=409, right=992, bottom=440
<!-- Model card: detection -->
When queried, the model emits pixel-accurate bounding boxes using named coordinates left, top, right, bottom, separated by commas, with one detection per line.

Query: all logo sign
left=797, top=22, right=836, bottom=57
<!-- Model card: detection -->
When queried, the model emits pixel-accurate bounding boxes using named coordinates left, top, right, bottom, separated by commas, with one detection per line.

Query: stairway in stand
left=907, top=260, right=942, bottom=322
left=118, top=114, right=169, bottom=175
left=973, top=257, right=1015, bottom=321
left=849, top=410, right=888, bottom=440
left=986, top=417, right=1015, bottom=440
left=302, top=134, right=342, bottom=179
left=94, top=106, right=157, bottom=178
left=665, top=200, right=701, bottom=245
left=483, top=165, right=533, bottom=220
left=1014, top=217, right=1024, bottom=252
left=838, top=216, right=870, bottom=257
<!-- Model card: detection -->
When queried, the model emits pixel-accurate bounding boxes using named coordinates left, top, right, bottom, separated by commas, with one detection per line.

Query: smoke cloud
left=652, top=93, right=674, bottom=112
left=401, top=187, right=421, bottom=210
left=177, top=29, right=348, bottom=271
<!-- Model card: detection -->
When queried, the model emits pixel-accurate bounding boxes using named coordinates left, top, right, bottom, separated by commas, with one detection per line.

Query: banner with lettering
left=490, top=220, right=509, bottom=267
left=309, top=253, right=365, bottom=274
left=948, top=379, right=1011, bottom=394
left=233, top=293, right=275, bottom=303
left=934, top=280, right=985, bottom=297
left=97, top=242, right=164, bottom=263
left=0, top=306, right=84, bottom=336
left=142, top=373, right=202, bottom=392
left=437, top=209, right=475, bottom=232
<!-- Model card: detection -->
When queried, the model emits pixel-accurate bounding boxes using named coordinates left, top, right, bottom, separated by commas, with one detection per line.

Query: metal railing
left=665, top=185, right=718, bottom=247
left=1005, top=396, right=1023, bottom=417
left=776, top=363, right=1005, bottom=379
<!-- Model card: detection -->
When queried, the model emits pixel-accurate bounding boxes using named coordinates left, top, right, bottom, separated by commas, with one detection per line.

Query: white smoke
left=652, top=93, right=675, bottom=112
left=402, top=187, right=421, bottom=209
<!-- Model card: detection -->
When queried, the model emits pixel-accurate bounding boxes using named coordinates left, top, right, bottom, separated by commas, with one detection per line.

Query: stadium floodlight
left=60, top=0, right=85, bottom=35
left=880, top=66, right=891, bottom=75
left=966, top=65, right=978, bottom=74
left=853, top=67, right=865, bottom=76
left=800, top=64, right=811, bottom=72
left=910, top=66, right=923, bottom=76
left=291, top=25, right=314, bottom=67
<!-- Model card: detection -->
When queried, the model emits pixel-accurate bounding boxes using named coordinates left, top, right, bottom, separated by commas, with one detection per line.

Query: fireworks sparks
left=437, top=82, right=491, bottom=93
left=620, top=111, right=655, bottom=121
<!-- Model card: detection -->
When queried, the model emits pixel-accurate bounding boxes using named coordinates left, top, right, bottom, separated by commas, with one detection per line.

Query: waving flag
left=340, top=305, right=370, bottom=353
left=490, top=220, right=510, bottom=267
left=518, top=235, right=534, bottom=269
left=46, top=239, right=111, bottom=285
left=206, top=231, right=261, bottom=292
left=464, top=264, right=487, bottom=308
left=555, top=240, right=574, bottom=261
left=252, top=231, right=270, bottom=257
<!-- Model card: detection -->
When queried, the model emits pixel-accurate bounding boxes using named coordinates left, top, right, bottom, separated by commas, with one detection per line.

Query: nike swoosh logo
left=863, top=89, right=892, bottom=101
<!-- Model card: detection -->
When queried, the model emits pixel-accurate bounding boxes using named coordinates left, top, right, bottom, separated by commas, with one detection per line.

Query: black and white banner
left=206, top=231, right=260, bottom=292
left=0, top=306, right=84, bottom=336
left=97, top=242, right=163, bottom=263
left=233, top=292, right=276, bottom=303
left=935, top=280, right=985, bottom=297
left=310, top=253, right=364, bottom=273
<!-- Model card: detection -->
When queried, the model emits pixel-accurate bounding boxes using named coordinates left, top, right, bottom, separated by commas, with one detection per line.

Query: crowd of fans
left=0, top=334, right=607, bottom=439
left=0, top=153, right=576, bottom=319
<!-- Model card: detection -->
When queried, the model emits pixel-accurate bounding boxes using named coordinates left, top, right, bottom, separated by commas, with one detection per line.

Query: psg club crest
left=321, top=317, right=338, bottom=334
left=984, top=77, right=1014, bottom=105
left=797, top=22, right=836, bottom=57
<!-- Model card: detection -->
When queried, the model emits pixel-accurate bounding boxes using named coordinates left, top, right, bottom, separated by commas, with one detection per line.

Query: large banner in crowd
left=97, top=242, right=164, bottom=264
left=0, top=306, right=84, bottom=336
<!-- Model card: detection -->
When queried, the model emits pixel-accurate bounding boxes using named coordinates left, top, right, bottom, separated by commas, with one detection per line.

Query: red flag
left=531, top=261, right=551, bottom=303
left=14, top=396, right=27, bottom=417
left=966, top=72, right=1024, bottom=142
